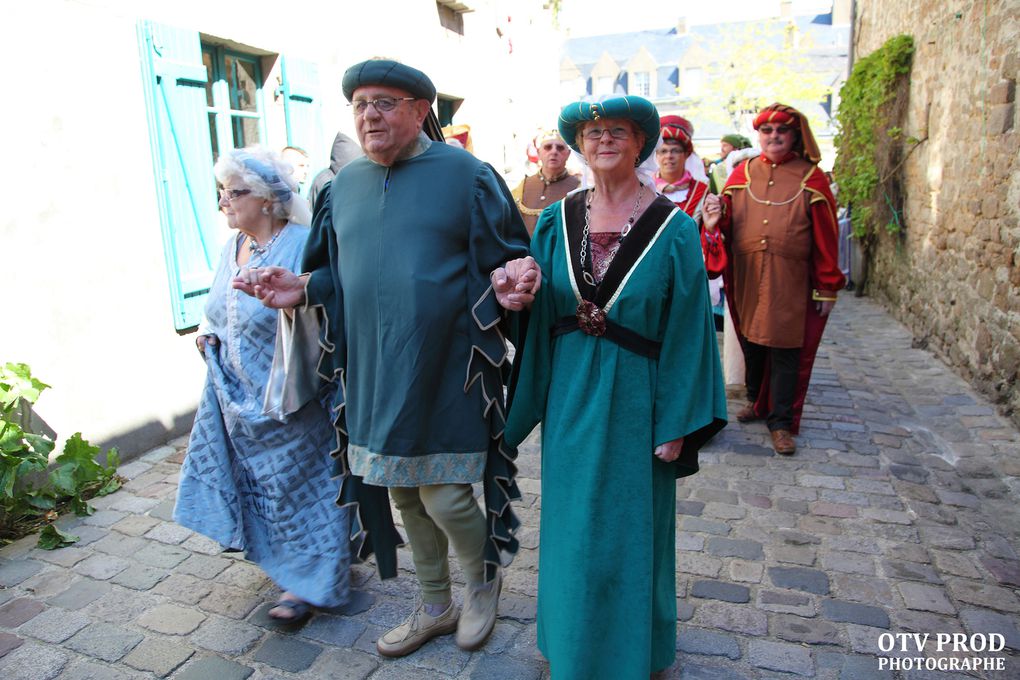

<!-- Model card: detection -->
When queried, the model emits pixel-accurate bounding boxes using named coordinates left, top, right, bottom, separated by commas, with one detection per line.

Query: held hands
left=654, top=437, right=685, bottom=463
left=492, top=256, right=541, bottom=311
left=701, top=194, right=722, bottom=232
left=231, top=266, right=306, bottom=309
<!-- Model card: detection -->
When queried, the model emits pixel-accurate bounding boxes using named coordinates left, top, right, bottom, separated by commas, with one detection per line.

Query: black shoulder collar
left=563, top=191, right=676, bottom=306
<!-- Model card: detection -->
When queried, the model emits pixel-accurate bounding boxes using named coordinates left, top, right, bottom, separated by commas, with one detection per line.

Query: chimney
left=780, top=0, right=793, bottom=17
left=833, top=0, right=852, bottom=24
left=676, top=17, right=687, bottom=35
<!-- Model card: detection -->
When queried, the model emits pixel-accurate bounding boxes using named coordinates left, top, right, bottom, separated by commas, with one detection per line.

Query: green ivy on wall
left=834, top=34, right=915, bottom=242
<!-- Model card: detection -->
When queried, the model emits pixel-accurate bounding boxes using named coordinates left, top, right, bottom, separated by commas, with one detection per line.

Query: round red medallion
left=576, top=301, right=607, bottom=336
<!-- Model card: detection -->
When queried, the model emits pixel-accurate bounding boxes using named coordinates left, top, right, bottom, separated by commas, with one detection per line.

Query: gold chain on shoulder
left=515, top=200, right=545, bottom=216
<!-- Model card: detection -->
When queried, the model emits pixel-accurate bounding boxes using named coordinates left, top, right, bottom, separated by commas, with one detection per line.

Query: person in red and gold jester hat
left=702, top=103, right=844, bottom=455
left=653, top=115, right=710, bottom=225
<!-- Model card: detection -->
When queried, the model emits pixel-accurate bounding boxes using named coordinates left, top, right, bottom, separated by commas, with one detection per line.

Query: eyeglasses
left=656, top=147, right=685, bottom=155
left=758, top=125, right=794, bottom=135
left=541, top=143, right=568, bottom=152
left=582, top=126, right=632, bottom=141
left=349, top=96, right=417, bottom=114
left=219, top=188, right=252, bottom=201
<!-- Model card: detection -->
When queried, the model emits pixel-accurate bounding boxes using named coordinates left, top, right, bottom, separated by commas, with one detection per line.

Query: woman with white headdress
left=654, top=114, right=726, bottom=333
left=653, top=114, right=711, bottom=224
left=174, top=146, right=351, bottom=622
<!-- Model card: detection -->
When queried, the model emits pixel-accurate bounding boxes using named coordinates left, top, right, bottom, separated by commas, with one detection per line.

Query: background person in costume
left=707, top=132, right=757, bottom=384
left=175, top=146, right=352, bottom=623
left=708, top=133, right=753, bottom=194
left=653, top=115, right=710, bottom=225
left=702, top=103, right=845, bottom=455
left=654, top=114, right=723, bottom=331
left=233, top=59, right=537, bottom=658
left=511, top=129, right=580, bottom=236
left=504, top=96, right=727, bottom=679
left=442, top=123, right=474, bottom=153
left=280, top=145, right=310, bottom=188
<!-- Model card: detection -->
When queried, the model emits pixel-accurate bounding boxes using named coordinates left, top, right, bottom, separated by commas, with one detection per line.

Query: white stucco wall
left=1, top=0, right=559, bottom=457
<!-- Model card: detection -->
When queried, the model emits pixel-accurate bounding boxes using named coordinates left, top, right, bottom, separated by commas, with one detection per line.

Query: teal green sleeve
left=504, top=205, right=559, bottom=446
left=652, top=213, right=728, bottom=476
left=468, top=164, right=530, bottom=341
left=300, top=183, right=345, bottom=386
left=302, top=184, right=334, bottom=305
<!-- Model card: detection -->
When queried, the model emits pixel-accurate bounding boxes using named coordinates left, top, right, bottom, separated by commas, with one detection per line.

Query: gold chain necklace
left=745, top=180, right=804, bottom=206
left=539, top=169, right=569, bottom=200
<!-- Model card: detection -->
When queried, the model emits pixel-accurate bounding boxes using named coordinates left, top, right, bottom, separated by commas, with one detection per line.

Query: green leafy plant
left=37, top=524, right=79, bottom=550
left=0, top=362, right=122, bottom=547
left=0, top=363, right=54, bottom=521
left=833, top=34, right=917, bottom=243
left=51, top=433, right=122, bottom=516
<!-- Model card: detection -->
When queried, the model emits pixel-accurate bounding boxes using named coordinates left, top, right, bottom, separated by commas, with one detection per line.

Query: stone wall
left=854, top=0, right=1019, bottom=427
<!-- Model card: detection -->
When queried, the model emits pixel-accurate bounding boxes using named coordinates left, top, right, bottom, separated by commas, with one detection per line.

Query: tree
left=680, top=20, right=835, bottom=135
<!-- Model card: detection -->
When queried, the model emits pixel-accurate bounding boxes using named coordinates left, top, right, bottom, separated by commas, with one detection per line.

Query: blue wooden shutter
left=280, top=56, right=327, bottom=177
left=137, top=20, right=219, bottom=332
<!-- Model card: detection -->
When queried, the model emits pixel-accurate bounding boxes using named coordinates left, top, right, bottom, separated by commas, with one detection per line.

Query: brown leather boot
left=770, top=429, right=796, bottom=455
left=735, top=402, right=760, bottom=422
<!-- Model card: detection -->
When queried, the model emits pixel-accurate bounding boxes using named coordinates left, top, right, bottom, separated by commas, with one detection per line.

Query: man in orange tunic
left=702, top=103, right=844, bottom=455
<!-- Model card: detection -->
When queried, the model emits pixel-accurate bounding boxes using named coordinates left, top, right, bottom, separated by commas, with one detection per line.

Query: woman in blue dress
left=175, top=147, right=352, bottom=621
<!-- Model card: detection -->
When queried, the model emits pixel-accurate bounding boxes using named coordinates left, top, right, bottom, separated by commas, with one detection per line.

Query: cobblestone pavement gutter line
left=1, top=295, right=1018, bottom=679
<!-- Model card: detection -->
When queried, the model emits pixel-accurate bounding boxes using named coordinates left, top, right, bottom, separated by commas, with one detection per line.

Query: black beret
left=341, top=59, right=437, bottom=103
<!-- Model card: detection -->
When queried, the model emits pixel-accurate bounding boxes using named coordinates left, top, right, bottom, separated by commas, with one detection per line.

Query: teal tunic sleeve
left=653, top=212, right=728, bottom=476
left=504, top=203, right=560, bottom=447
left=301, top=184, right=345, bottom=384
left=300, top=178, right=404, bottom=578
left=467, top=163, right=531, bottom=369
left=466, top=162, right=531, bottom=579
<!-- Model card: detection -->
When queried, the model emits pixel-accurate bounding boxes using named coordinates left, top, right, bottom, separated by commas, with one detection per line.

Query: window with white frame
left=138, top=20, right=324, bottom=331
left=683, top=68, right=704, bottom=97
left=632, top=71, right=650, bottom=97
left=201, top=46, right=265, bottom=161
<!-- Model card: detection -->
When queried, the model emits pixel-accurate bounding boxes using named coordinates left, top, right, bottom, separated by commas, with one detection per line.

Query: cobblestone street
left=1, top=295, right=1018, bottom=680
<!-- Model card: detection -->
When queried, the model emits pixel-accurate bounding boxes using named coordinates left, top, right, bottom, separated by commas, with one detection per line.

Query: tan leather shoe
left=770, top=429, right=796, bottom=455
left=455, top=571, right=501, bottom=651
left=376, top=598, right=458, bottom=658
left=736, top=402, right=760, bottom=422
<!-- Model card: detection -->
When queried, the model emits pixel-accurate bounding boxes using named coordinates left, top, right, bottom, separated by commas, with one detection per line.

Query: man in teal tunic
left=235, top=59, right=537, bottom=658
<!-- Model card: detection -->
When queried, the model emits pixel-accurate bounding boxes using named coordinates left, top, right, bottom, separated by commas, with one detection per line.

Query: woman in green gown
left=503, top=96, right=727, bottom=678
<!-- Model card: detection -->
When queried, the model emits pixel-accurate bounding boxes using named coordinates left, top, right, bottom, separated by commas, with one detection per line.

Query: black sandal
left=269, top=598, right=313, bottom=622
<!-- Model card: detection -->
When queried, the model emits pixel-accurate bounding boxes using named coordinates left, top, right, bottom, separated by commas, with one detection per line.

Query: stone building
left=853, top=0, right=1019, bottom=425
